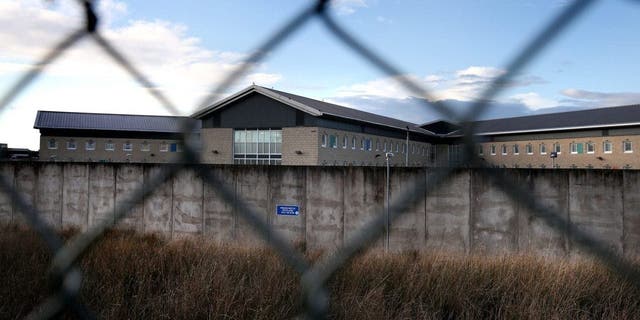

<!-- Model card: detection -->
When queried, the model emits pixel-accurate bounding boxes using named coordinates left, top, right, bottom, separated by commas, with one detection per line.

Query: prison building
left=193, top=85, right=442, bottom=166
left=35, top=111, right=199, bottom=163
left=465, top=104, right=640, bottom=169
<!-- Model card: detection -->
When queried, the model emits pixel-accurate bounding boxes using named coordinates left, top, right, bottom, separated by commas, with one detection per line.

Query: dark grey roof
left=266, top=88, right=435, bottom=135
left=34, top=111, right=200, bottom=133
left=471, top=104, right=640, bottom=135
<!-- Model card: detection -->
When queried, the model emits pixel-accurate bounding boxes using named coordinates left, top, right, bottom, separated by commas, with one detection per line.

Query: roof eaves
left=321, top=112, right=436, bottom=136
left=474, top=122, right=640, bottom=136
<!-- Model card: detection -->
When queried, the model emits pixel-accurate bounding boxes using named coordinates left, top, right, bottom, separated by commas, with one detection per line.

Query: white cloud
left=561, top=88, right=640, bottom=107
left=376, top=16, right=393, bottom=24
left=0, top=1, right=282, bottom=149
left=331, top=0, right=367, bottom=15
left=509, top=92, right=558, bottom=110
left=333, top=66, right=549, bottom=104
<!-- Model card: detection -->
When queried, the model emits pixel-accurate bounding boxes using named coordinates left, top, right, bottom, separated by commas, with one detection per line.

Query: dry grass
left=1, top=225, right=639, bottom=319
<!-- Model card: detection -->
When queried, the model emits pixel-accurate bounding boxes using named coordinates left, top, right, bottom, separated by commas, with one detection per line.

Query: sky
left=2, top=0, right=640, bottom=150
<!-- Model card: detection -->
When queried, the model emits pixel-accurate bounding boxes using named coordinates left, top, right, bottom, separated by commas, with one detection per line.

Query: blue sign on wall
left=276, top=205, right=299, bottom=216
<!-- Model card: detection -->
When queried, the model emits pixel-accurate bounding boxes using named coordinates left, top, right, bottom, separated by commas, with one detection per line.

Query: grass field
left=1, top=225, right=639, bottom=319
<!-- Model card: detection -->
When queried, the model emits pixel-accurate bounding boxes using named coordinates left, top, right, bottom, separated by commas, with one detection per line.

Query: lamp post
left=375, top=152, right=394, bottom=252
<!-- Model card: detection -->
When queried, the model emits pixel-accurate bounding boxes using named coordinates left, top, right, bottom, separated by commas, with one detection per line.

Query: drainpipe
left=405, top=126, right=409, bottom=167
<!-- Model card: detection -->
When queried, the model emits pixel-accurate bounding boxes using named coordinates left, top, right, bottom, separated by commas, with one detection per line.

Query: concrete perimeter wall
left=1, top=162, right=638, bottom=256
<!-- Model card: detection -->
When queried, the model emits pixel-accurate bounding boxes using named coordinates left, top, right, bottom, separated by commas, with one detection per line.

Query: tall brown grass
left=1, top=225, right=639, bottom=319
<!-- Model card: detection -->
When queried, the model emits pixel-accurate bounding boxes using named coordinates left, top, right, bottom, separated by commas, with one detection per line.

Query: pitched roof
left=192, top=85, right=436, bottom=136
left=466, top=104, right=640, bottom=136
left=34, top=111, right=200, bottom=133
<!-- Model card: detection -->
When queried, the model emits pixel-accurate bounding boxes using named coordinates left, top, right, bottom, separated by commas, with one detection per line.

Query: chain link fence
left=1, top=0, right=639, bottom=318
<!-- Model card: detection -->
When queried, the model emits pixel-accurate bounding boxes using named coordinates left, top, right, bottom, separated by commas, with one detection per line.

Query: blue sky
left=1, top=0, right=640, bottom=149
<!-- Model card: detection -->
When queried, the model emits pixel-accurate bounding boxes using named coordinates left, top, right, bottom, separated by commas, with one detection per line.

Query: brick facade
left=39, top=136, right=183, bottom=163
left=479, top=133, right=640, bottom=169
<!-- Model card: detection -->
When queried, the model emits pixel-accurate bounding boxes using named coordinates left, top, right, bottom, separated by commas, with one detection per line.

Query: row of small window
left=48, top=139, right=182, bottom=152
left=479, top=140, right=633, bottom=156
left=321, top=133, right=428, bottom=155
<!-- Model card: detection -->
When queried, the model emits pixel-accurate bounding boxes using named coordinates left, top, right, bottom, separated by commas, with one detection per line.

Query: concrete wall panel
left=425, top=170, right=470, bottom=253
left=471, top=170, right=518, bottom=254
left=172, top=168, right=203, bottom=236
left=389, top=168, right=425, bottom=251
left=268, top=167, right=306, bottom=244
left=234, top=166, right=269, bottom=245
left=36, top=164, right=62, bottom=228
left=13, top=164, right=37, bottom=225
left=517, top=170, right=569, bottom=257
left=305, top=167, right=344, bottom=249
left=143, top=165, right=172, bottom=235
left=343, top=167, right=384, bottom=250
left=623, top=171, right=640, bottom=256
left=203, top=166, right=235, bottom=242
left=62, top=164, right=89, bottom=229
left=569, top=171, right=624, bottom=255
left=0, top=164, right=14, bottom=225
left=115, top=165, right=144, bottom=231
left=88, top=164, right=115, bottom=227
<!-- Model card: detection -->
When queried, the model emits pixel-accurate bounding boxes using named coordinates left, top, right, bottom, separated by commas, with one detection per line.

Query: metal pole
left=405, top=127, right=409, bottom=166
left=386, top=154, right=390, bottom=252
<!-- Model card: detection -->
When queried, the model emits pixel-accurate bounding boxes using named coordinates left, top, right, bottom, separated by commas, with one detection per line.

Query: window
left=570, top=142, right=584, bottom=154
left=402, top=143, right=406, bottom=154
left=384, top=141, right=388, bottom=152
left=586, top=142, right=595, bottom=154
left=352, top=137, right=356, bottom=150
left=603, top=141, right=612, bottom=153
left=175, top=143, right=183, bottom=152
left=329, top=135, right=337, bottom=148
left=526, top=144, right=533, bottom=155
left=67, top=139, right=76, bottom=150
left=478, top=145, right=483, bottom=156
left=105, top=141, right=115, bottom=151
left=342, top=136, right=348, bottom=149
left=48, top=139, right=57, bottom=150
left=540, top=143, right=547, bottom=154
left=123, top=141, right=133, bottom=152
left=141, top=141, right=150, bottom=152
left=85, top=140, right=95, bottom=151
left=553, top=143, right=561, bottom=154
left=365, top=139, right=372, bottom=151
left=513, top=144, right=519, bottom=155
left=321, top=134, right=327, bottom=147
left=159, top=142, right=169, bottom=152
left=376, top=139, right=380, bottom=151
left=501, top=144, right=507, bottom=155
left=233, top=129, right=282, bottom=165
left=395, top=143, right=399, bottom=152
left=490, top=144, right=496, bottom=155
left=360, top=138, right=365, bottom=150
left=624, top=140, right=633, bottom=153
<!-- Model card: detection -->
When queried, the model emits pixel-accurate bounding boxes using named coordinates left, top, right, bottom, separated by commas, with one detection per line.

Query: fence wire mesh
left=0, top=0, right=639, bottom=318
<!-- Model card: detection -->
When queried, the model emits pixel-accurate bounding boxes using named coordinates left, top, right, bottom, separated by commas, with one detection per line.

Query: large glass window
left=234, top=129, right=282, bottom=165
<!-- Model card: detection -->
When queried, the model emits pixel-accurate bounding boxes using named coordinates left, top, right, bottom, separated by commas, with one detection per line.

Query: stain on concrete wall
left=305, top=167, right=344, bottom=250
left=88, top=164, right=115, bottom=227
left=37, top=164, right=62, bottom=228
left=172, top=168, right=203, bottom=236
left=115, top=165, right=144, bottom=231
left=143, top=165, right=172, bottom=236
left=425, top=170, right=470, bottom=253
left=62, top=164, right=88, bottom=230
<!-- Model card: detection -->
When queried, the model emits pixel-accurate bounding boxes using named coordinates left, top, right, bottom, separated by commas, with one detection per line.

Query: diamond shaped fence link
left=0, top=0, right=638, bottom=319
